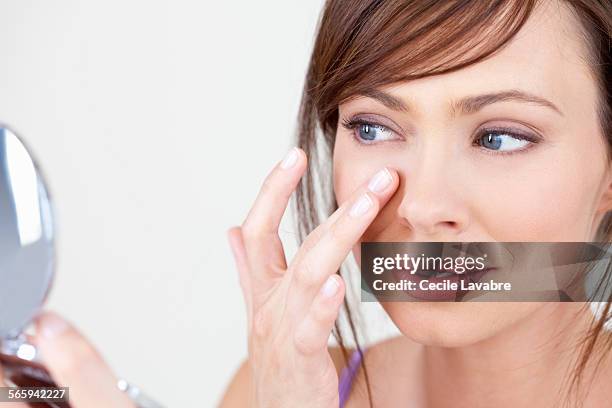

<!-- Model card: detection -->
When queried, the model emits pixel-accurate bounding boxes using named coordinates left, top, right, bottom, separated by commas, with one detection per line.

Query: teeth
left=415, top=270, right=455, bottom=278
left=415, top=269, right=435, bottom=278
left=434, top=271, right=455, bottom=278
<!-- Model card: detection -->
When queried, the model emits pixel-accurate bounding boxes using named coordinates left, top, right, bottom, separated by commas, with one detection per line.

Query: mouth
left=391, top=267, right=497, bottom=301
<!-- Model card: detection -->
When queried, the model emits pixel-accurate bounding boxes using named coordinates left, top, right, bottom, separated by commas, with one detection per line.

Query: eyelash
left=341, top=117, right=540, bottom=156
left=341, top=118, right=400, bottom=144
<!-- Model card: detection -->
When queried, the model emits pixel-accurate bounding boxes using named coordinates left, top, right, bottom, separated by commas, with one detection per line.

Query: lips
left=391, top=267, right=497, bottom=301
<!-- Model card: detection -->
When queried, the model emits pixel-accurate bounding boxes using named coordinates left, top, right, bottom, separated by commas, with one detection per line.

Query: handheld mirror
left=0, top=126, right=164, bottom=408
left=0, top=126, right=55, bottom=383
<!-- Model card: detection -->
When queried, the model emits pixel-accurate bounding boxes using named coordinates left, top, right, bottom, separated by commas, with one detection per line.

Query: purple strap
left=338, top=348, right=365, bottom=407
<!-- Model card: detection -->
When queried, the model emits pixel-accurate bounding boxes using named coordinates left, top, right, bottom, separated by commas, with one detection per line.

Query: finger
left=290, top=167, right=399, bottom=301
left=292, top=274, right=345, bottom=374
left=293, top=167, right=397, bottom=266
left=227, top=226, right=253, bottom=334
left=243, top=147, right=306, bottom=238
left=32, top=312, right=135, bottom=408
left=241, top=147, right=307, bottom=294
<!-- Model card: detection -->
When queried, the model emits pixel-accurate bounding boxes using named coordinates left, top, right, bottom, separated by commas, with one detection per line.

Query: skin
left=3, top=1, right=611, bottom=407
left=0, top=312, right=135, bottom=408
left=218, top=1, right=612, bottom=405
left=335, top=0, right=609, bottom=348
left=331, top=0, right=612, bottom=406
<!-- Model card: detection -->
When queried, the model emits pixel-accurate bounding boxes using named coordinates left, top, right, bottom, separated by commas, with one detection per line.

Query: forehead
left=352, top=0, right=597, bottom=120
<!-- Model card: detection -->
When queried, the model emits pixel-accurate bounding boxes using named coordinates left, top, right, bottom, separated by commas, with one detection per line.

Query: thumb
left=33, top=311, right=135, bottom=408
left=227, top=226, right=253, bottom=329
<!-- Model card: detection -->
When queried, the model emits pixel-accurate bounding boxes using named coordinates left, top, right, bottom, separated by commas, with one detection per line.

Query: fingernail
left=38, top=313, right=69, bottom=340
left=368, top=168, right=392, bottom=193
left=280, top=147, right=299, bottom=169
left=350, top=193, right=373, bottom=217
left=321, top=275, right=339, bottom=297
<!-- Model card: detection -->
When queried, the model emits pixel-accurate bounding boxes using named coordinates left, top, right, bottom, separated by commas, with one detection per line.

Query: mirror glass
left=0, top=126, right=54, bottom=339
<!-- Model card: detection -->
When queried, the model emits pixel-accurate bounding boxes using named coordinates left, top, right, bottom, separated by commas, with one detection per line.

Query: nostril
left=397, top=197, right=469, bottom=236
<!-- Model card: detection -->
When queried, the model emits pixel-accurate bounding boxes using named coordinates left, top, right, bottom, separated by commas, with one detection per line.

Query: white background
left=0, top=1, right=398, bottom=406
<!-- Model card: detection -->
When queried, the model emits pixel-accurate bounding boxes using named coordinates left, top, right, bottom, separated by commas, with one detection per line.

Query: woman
left=221, top=0, right=612, bottom=407
left=1, top=0, right=609, bottom=407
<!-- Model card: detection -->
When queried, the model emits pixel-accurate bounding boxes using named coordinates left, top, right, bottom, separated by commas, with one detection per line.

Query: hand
left=227, top=147, right=398, bottom=408
left=0, top=312, right=136, bottom=408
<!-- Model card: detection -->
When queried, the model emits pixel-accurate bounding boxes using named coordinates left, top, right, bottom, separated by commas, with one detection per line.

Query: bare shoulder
left=218, top=357, right=253, bottom=407
left=217, top=346, right=358, bottom=407
left=329, top=344, right=356, bottom=376
left=343, top=336, right=424, bottom=408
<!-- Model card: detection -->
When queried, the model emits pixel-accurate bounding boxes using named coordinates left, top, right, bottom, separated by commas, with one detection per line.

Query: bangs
left=310, top=0, right=537, bottom=135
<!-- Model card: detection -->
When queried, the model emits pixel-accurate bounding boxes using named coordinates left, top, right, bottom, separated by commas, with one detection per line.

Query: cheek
left=333, top=143, right=388, bottom=206
left=334, top=130, right=607, bottom=243
left=333, top=138, right=393, bottom=264
left=472, top=150, right=604, bottom=241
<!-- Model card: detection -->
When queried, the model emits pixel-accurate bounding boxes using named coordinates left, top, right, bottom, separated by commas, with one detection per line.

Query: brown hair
left=294, top=0, right=612, bottom=406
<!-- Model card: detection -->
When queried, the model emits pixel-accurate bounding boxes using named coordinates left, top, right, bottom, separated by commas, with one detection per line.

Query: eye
left=474, top=127, right=537, bottom=155
left=341, top=118, right=399, bottom=144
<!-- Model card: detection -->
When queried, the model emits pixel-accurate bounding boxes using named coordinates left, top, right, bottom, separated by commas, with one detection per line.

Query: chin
left=381, top=301, right=538, bottom=348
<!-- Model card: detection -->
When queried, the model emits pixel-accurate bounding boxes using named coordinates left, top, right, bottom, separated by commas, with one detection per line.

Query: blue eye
left=341, top=117, right=538, bottom=154
left=476, top=130, right=531, bottom=153
left=342, top=119, right=398, bottom=144
left=359, top=123, right=395, bottom=141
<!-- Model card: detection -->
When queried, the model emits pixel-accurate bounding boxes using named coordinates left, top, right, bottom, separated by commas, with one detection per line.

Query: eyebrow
left=359, top=88, right=564, bottom=117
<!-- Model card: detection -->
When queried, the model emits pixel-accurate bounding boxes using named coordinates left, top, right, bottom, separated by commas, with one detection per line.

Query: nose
left=396, top=150, right=470, bottom=238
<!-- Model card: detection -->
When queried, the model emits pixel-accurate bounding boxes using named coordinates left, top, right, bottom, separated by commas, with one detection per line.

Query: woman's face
left=333, top=0, right=612, bottom=346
